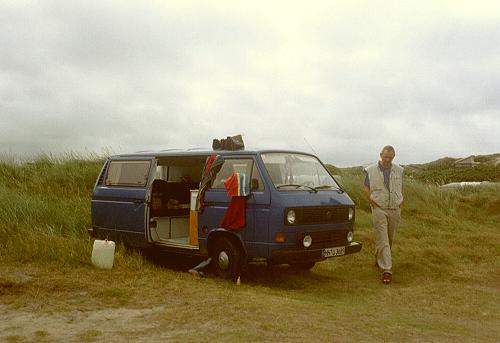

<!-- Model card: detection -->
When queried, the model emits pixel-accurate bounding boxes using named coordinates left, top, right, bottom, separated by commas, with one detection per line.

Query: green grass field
left=1, top=156, right=499, bottom=342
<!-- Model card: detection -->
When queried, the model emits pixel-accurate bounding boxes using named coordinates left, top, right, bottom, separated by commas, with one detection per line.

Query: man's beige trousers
left=372, top=207, right=401, bottom=274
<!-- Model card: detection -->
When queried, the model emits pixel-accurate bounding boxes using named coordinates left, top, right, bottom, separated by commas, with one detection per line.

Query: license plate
left=322, top=246, right=345, bottom=258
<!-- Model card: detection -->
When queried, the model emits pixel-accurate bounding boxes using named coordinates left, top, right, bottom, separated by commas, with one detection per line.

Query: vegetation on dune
left=1, top=153, right=499, bottom=268
left=0, top=154, right=104, bottom=265
left=0, top=154, right=499, bottom=342
left=327, top=153, right=500, bottom=184
left=404, top=153, right=500, bottom=184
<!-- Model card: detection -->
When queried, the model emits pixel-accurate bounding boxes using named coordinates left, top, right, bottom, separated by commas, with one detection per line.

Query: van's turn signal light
left=275, top=233, right=286, bottom=243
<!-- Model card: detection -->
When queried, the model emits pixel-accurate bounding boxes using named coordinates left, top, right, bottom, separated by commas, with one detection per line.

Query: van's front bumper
left=268, top=241, right=362, bottom=264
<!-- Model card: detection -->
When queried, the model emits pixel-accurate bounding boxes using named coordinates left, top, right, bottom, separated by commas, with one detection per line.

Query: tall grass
left=0, top=154, right=103, bottom=265
left=1, top=154, right=499, bottom=272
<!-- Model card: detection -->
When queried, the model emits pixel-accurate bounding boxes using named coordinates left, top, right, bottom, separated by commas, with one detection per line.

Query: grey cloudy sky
left=1, top=0, right=499, bottom=166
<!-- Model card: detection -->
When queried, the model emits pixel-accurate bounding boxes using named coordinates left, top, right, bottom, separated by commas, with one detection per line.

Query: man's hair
left=380, top=145, right=395, bottom=155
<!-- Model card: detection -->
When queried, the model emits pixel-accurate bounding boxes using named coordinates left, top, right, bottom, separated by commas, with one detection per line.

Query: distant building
left=454, top=155, right=480, bottom=168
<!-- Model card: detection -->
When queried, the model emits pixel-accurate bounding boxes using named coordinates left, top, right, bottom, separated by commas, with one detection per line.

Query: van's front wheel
left=211, top=237, right=243, bottom=281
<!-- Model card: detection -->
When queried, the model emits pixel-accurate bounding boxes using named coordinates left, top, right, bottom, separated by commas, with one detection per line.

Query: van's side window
left=105, top=161, right=151, bottom=186
left=212, top=158, right=263, bottom=191
left=251, top=161, right=264, bottom=191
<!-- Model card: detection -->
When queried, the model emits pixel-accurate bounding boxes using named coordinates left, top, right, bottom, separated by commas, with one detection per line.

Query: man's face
left=380, top=150, right=395, bottom=168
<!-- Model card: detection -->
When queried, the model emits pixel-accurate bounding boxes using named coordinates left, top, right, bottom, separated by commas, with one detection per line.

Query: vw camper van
left=89, top=149, right=362, bottom=279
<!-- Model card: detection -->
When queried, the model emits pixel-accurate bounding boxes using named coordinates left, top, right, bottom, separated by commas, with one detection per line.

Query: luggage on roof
left=212, top=134, right=244, bottom=151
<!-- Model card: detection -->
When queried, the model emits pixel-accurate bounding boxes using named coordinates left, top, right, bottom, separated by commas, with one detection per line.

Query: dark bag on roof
left=212, top=135, right=245, bottom=151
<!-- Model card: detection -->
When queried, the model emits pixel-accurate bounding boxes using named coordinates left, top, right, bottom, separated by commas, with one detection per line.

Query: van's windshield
left=261, top=153, right=341, bottom=191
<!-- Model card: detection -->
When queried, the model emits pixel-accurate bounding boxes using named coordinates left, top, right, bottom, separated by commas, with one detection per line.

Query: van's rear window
left=105, top=161, right=151, bottom=186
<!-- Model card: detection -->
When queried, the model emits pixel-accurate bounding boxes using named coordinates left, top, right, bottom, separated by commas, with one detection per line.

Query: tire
left=210, top=236, right=243, bottom=280
left=290, top=261, right=316, bottom=270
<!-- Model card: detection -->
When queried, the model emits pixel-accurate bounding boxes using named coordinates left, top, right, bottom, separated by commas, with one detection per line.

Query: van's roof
left=112, top=148, right=316, bottom=159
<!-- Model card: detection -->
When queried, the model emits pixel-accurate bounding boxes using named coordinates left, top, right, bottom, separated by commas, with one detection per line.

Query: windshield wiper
left=313, top=185, right=344, bottom=193
left=276, top=184, right=318, bottom=193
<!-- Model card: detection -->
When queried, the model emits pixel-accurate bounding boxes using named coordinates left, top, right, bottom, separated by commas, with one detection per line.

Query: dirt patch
left=0, top=266, right=180, bottom=342
left=0, top=268, right=35, bottom=296
left=0, top=304, right=167, bottom=342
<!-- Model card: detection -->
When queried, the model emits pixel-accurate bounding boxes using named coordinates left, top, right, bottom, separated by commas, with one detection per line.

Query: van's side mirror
left=251, top=178, right=259, bottom=191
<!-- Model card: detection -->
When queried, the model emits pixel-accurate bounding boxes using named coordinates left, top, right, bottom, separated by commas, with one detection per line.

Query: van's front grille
left=288, top=206, right=349, bottom=225
left=297, top=230, right=348, bottom=249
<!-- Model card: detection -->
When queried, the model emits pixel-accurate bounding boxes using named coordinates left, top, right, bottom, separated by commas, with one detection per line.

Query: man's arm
left=364, top=185, right=380, bottom=208
left=399, top=171, right=404, bottom=208
left=364, top=174, right=379, bottom=208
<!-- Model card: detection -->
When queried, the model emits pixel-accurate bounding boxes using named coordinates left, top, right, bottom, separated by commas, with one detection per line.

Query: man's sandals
left=382, top=272, right=392, bottom=284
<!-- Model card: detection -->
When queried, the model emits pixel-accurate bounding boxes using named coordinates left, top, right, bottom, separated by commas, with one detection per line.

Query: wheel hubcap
left=218, top=251, right=229, bottom=270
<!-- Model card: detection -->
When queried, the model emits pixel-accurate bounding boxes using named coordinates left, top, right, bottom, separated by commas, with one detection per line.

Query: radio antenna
left=303, top=137, right=318, bottom=156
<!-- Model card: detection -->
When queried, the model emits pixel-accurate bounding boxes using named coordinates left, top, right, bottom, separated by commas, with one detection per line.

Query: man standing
left=364, top=146, right=403, bottom=284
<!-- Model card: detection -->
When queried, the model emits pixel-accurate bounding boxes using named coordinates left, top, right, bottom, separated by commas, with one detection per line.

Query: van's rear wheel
left=290, top=261, right=316, bottom=270
left=211, top=237, right=243, bottom=280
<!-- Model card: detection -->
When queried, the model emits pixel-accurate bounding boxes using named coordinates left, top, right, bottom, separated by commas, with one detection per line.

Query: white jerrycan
left=91, top=239, right=116, bottom=269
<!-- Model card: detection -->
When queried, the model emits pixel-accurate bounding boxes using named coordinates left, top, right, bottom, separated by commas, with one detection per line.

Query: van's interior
left=148, top=156, right=205, bottom=247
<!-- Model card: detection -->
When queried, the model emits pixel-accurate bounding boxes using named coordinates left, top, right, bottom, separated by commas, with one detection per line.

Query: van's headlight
left=347, top=231, right=353, bottom=243
left=286, top=210, right=296, bottom=224
left=303, top=235, right=312, bottom=248
left=348, top=208, right=354, bottom=220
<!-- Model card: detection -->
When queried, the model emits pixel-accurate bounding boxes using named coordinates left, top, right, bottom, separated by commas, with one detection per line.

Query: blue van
left=89, top=149, right=362, bottom=279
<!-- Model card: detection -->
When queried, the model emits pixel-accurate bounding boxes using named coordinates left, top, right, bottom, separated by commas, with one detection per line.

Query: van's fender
left=206, top=228, right=248, bottom=262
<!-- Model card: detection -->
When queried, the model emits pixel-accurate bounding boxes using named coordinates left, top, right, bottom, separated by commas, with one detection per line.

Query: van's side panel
left=195, top=188, right=224, bottom=255
left=245, top=195, right=270, bottom=257
left=245, top=156, right=271, bottom=257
